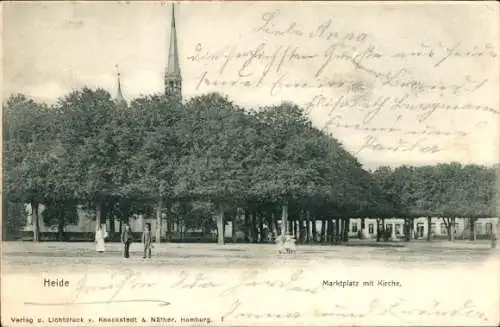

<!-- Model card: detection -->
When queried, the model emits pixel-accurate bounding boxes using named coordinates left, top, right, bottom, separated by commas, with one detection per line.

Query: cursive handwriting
left=254, top=10, right=369, bottom=44
left=189, top=41, right=494, bottom=98
left=356, top=135, right=442, bottom=155
left=222, top=297, right=490, bottom=322
left=71, top=271, right=157, bottom=301
left=171, top=271, right=222, bottom=289
left=220, top=269, right=320, bottom=297
left=366, top=298, right=490, bottom=322
left=168, top=8, right=496, bottom=157
left=321, top=114, right=487, bottom=138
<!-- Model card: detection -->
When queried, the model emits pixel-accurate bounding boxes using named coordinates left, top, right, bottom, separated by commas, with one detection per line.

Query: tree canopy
left=3, top=88, right=497, bottom=242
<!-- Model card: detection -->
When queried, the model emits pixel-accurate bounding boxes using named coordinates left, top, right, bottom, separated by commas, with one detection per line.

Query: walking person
left=121, top=224, right=133, bottom=258
left=142, top=223, right=153, bottom=259
left=95, top=224, right=105, bottom=253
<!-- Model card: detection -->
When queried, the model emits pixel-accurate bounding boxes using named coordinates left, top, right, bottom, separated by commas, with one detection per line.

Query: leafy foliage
left=2, top=89, right=496, bottom=242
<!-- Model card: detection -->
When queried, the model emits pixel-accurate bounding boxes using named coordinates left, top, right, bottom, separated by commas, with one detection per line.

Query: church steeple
left=164, top=4, right=182, bottom=100
left=114, top=65, right=127, bottom=107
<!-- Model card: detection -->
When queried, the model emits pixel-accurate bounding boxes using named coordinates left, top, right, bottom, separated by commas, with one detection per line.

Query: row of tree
left=372, top=164, right=497, bottom=241
left=3, top=89, right=497, bottom=243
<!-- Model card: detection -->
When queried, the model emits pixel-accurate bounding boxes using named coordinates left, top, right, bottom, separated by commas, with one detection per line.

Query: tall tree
left=175, top=93, right=250, bottom=244
left=126, top=95, right=184, bottom=242
left=56, top=88, right=119, bottom=228
left=3, top=94, right=59, bottom=241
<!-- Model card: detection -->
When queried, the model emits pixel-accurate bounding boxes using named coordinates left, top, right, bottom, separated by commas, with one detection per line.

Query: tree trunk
left=343, top=218, right=349, bottom=242
left=376, top=218, right=381, bottom=242
left=96, top=200, right=102, bottom=229
left=331, top=219, right=336, bottom=243
left=326, top=219, right=332, bottom=244
left=470, top=218, right=476, bottom=241
left=258, top=213, right=264, bottom=243
left=312, top=216, right=317, bottom=243
left=166, top=207, right=172, bottom=242
left=281, top=203, right=288, bottom=236
left=381, top=217, right=386, bottom=240
left=32, top=202, right=40, bottom=242
left=247, top=212, right=253, bottom=242
left=179, top=217, right=184, bottom=242
left=109, top=212, right=115, bottom=237
left=156, top=199, right=162, bottom=243
left=244, top=209, right=250, bottom=242
left=340, top=218, right=344, bottom=241
left=450, top=217, right=455, bottom=242
left=252, top=212, right=258, bottom=243
left=442, top=217, right=451, bottom=241
left=293, top=219, right=298, bottom=240
left=326, top=218, right=335, bottom=244
left=269, top=212, right=276, bottom=239
left=335, top=218, right=340, bottom=244
left=232, top=209, right=239, bottom=243
left=57, top=206, right=64, bottom=242
left=305, top=211, right=311, bottom=243
left=427, top=216, right=432, bottom=241
left=320, top=219, right=326, bottom=243
left=273, top=213, right=280, bottom=236
left=217, top=205, right=224, bottom=245
left=403, top=218, right=410, bottom=241
left=266, top=214, right=272, bottom=242
left=299, top=211, right=305, bottom=243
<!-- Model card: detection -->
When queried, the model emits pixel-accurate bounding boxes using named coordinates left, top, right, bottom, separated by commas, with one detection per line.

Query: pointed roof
left=166, top=4, right=181, bottom=77
left=114, top=65, right=126, bottom=105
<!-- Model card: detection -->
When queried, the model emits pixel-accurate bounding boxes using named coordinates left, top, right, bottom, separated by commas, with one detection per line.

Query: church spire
left=114, top=65, right=127, bottom=107
left=164, top=3, right=182, bottom=100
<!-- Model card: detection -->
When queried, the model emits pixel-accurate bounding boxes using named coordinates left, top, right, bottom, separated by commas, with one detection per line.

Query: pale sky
left=3, top=1, right=499, bottom=169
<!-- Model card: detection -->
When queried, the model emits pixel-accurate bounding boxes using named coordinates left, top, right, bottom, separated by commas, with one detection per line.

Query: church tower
left=164, top=4, right=182, bottom=100
left=114, top=65, right=127, bottom=107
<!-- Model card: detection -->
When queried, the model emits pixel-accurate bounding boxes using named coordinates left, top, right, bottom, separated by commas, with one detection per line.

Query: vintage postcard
left=1, top=1, right=499, bottom=326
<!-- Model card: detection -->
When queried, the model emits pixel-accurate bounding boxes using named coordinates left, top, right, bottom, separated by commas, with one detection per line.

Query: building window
left=486, top=223, right=493, bottom=235
left=352, top=223, right=358, bottom=233
left=368, top=224, right=374, bottom=234
left=431, top=223, right=436, bottom=234
left=476, top=223, right=483, bottom=235
left=395, top=224, right=401, bottom=235
left=440, top=223, right=447, bottom=235
left=386, top=224, right=392, bottom=232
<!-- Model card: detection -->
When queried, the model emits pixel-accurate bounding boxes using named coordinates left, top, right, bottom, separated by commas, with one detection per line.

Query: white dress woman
left=284, top=235, right=296, bottom=254
left=95, top=225, right=105, bottom=253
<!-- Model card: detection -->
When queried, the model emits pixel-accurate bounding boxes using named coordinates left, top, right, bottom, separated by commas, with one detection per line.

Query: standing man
left=121, top=224, right=133, bottom=258
left=142, top=223, right=153, bottom=259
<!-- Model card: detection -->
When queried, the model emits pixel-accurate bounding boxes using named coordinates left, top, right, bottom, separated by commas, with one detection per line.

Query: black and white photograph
left=2, top=1, right=499, bottom=326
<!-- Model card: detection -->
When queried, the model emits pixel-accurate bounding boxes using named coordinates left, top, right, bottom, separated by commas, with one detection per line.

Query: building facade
left=345, top=217, right=499, bottom=240
left=22, top=201, right=499, bottom=241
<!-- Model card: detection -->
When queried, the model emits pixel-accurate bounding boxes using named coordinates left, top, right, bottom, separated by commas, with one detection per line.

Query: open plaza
left=3, top=240, right=498, bottom=273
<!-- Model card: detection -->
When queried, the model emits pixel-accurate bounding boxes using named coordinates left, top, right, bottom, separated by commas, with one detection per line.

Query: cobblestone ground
left=2, top=240, right=497, bottom=273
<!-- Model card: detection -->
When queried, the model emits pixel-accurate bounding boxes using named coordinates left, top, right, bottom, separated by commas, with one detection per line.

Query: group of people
left=276, top=234, right=297, bottom=254
left=94, top=223, right=153, bottom=259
